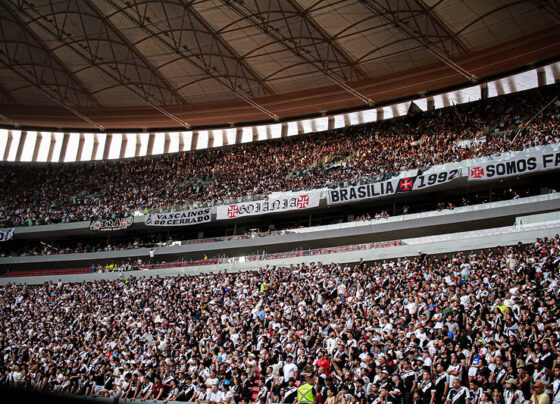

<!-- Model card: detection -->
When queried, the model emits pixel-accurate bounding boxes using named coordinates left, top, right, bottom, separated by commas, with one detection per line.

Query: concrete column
left=178, top=132, right=185, bottom=152
left=313, top=119, right=320, bottom=132
left=327, top=116, right=335, bottom=131
left=265, top=125, right=272, bottom=140
left=146, top=133, right=155, bottom=156
left=3, top=131, right=13, bottom=160
left=234, top=127, right=242, bottom=144
left=59, top=133, right=70, bottom=162
left=134, top=135, right=142, bottom=157
left=32, top=132, right=42, bottom=162
left=47, top=134, right=57, bottom=162
left=427, top=97, right=435, bottom=111
left=208, top=132, right=215, bottom=148
left=494, top=80, right=504, bottom=97
left=251, top=127, right=258, bottom=142
left=91, top=134, right=100, bottom=161
left=75, top=133, right=86, bottom=161
left=222, top=131, right=230, bottom=146
left=296, top=121, right=304, bottom=135
left=190, top=131, right=199, bottom=150
left=102, top=134, right=113, bottom=160
left=377, top=108, right=384, bottom=121
left=120, top=134, right=128, bottom=159
left=480, top=83, right=488, bottom=101
left=552, top=63, right=560, bottom=83
left=163, top=133, right=171, bottom=154
left=281, top=123, right=288, bottom=138
left=537, top=68, right=546, bottom=87
left=14, top=131, right=27, bottom=161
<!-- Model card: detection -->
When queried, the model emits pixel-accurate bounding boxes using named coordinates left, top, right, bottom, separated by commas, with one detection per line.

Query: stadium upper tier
left=1, top=84, right=559, bottom=228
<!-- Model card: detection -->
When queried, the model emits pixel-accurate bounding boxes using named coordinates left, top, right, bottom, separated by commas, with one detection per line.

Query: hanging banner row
left=143, top=192, right=322, bottom=226
left=140, top=149, right=560, bottom=226
left=468, top=149, right=560, bottom=181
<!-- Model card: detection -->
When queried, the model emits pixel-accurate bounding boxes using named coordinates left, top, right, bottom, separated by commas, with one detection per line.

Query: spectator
left=149, top=248, right=156, bottom=264
left=531, top=382, right=550, bottom=404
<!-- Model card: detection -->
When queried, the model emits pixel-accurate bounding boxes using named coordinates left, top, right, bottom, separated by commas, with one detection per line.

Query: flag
left=407, top=101, right=423, bottom=118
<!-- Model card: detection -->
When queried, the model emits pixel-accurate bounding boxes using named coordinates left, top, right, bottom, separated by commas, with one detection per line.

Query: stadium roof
left=0, top=0, right=560, bottom=130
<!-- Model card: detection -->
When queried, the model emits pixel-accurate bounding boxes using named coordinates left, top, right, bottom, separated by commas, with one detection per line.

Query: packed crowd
left=1, top=235, right=559, bottom=404
left=0, top=85, right=559, bottom=228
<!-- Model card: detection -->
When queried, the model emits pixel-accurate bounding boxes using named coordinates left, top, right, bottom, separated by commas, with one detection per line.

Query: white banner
left=217, top=192, right=321, bottom=220
left=145, top=208, right=211, bottom=226
left=468, top=150, right=560, bottom=181
left=0, top=228, right=14, bottom=242
left=327, top=168, right=461, bottom=205
left=90, top=216, right=134, bottom=232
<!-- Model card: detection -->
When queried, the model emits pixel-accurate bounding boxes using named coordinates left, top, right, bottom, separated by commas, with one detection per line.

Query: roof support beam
left=59, top=133, right=70, bottom=162
left=0, top=58, right=105, bottom=130
left=358, top=0, right=477, bottom=82
left=91, top=134, right=100, bottom=161
left=120, top=134, right=128, bottom=159
left=0, top=113, right=19, bottom=127
left=222, top=0, right=374, bottom=106
left=76, top=133, right=86, bottom=161
left=103, top=0, right=279, bottom=121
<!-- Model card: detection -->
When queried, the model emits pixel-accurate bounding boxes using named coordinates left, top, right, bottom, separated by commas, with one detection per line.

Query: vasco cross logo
left=297, top=195, right=310, bottom=209
left=470, top=166, right=485, bottom=178
left=227, top=205, right=239, bottom=218
left=399, top=178, right=414, bottom=191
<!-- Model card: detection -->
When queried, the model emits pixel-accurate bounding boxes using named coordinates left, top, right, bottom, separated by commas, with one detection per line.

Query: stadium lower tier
left=1, top=224, right=559, bottom=403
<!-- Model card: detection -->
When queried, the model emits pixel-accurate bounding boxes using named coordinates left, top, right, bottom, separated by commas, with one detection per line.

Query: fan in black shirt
left=401, top=362, right=418, bottom=404
left=434, top=363, right=450, bottom=404
left=419, top=370, right=436, bottom=404
left=445, top=379, right=470, bottom=404
left=381, top=384, right=400, bottom=404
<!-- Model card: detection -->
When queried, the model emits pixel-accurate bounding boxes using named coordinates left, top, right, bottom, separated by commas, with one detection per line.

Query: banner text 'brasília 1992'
left=327, top=169, right=461, bottom=205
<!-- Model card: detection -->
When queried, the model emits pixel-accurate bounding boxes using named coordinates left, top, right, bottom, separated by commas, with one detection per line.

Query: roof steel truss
left=108, top=0, right=274, bottom=98
left=10, top=0, right=187, bottom=106
left=104, top=0, right=280, bottom=120
left=7, top=0, right=191, bottom=128
left=222, top=0, right=374, bottom=106
left=359, top=0, right=477, bottom=82
left=0, top=2, right=100, bottom=107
